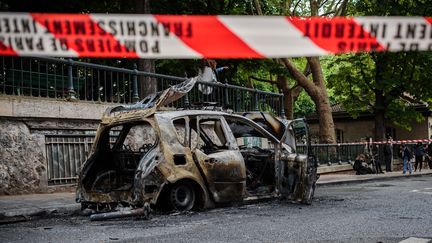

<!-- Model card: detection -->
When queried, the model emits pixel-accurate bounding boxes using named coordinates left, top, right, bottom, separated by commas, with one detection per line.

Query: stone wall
left=0, top=95, right=113, bottom=195
left=0, top=120, right=46, bottom=195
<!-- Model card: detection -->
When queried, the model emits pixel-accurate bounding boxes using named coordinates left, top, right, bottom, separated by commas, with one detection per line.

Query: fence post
left=67, top=59, right=76, bottom=100
left=253, top=90, right=259, bottom=111
left=224, top=78, right=229, bottom=109
left=184, top=73, right=190, bottom=108
left=132, top=63, right=139, bottom=103
left=337, top=143, right=342, bottom=164
left=327, top=145, right=331, bottom=166
left=280, top=95, right=286, bottom=118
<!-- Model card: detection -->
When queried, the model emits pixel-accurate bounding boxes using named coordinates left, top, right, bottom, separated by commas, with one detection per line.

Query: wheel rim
left=170, top=184, right=195, bottom=211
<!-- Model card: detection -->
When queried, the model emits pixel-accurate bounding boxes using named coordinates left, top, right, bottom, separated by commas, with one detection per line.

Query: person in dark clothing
left=353, top=154, right=373, bottom=175
left=364, top=137, right=382, bottom=174
left=414, top=142, right=425, bottom=172
left=426, top=137, right=432, bottom=169
left=383, top=136, right=393, bottom=172
left=400, top=143, right=412, bottom=175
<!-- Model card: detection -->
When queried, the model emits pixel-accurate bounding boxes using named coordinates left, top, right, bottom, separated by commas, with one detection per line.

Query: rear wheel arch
left=157, top=178, right=206, bottom=211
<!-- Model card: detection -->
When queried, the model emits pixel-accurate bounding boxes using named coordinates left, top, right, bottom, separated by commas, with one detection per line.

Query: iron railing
left=298, top=143, right=413, bottom=166
left=0, top=56, right=284, bottom=116
left=46, top=132, right=411, bottom=185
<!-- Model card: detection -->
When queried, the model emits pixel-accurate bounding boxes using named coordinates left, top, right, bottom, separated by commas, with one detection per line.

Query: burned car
left=76, top=78, right=318, bottom=214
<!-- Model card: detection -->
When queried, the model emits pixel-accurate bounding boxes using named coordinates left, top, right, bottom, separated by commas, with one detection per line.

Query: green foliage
left=294, top=90, right=315, bottom=118
left=326, top=51, right=432, bottom=129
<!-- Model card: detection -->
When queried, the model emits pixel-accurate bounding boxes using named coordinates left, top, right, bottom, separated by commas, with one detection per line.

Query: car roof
left=154, top=110, right=230, bottom=119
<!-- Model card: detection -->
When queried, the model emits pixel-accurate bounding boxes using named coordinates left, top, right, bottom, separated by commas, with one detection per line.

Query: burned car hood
left=102, top=77, right=197, bottom=123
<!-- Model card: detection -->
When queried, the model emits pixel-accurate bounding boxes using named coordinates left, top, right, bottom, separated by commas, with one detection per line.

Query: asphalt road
left=1, top=176, right=431, bottom=243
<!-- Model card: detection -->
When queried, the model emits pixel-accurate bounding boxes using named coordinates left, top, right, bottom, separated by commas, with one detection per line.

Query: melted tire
left=169, top=182, right=196, bottom=211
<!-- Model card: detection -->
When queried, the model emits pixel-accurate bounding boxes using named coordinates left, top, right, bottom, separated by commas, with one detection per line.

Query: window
left=336, top=129, right=344, bottom=143
left=114, top=122, right=156, bottom=152
left=199, top=119, right=226, bottom=147
left=189, top=117, right=228, bottom=153
left=173, top=118, right=187, bottom=146
left=225, top=118, right=274, bottom=150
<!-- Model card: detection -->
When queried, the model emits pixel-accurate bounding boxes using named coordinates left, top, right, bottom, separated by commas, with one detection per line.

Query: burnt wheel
left=169, top=182, right=195, bottom=211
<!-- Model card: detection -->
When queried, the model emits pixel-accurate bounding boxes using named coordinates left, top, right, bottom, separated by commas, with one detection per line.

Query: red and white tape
left=0, top=13, right=431, bottom=58
left=343, top=139, right=432, bottom=145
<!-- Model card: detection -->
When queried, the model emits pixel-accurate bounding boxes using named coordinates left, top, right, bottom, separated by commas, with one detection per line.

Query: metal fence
left=46, top=131, right=410, bottom=185
left=298, top=143, right=414, bottom=166
left=45, top=135, right=95, bottom=185
left=0, top=56, right=284, bottom=116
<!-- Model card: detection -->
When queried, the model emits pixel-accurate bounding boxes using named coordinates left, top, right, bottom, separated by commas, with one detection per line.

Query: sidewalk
left=318, top=169, right=432, bottom=185
left=0, top=169, right=431, bottom=223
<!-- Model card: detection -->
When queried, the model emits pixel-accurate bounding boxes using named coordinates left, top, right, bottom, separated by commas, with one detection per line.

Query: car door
left=189, top=115, right=246, bottom=203
left=279, top=118, right=318, bottom=204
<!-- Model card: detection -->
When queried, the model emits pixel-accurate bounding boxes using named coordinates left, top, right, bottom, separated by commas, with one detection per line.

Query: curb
left=0, top=204, right=80, bottom=225
left=317, top=172, right=432, bottom=186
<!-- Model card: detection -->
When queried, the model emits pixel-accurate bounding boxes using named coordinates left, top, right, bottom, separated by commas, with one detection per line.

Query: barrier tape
left=0, top=13, right=431, bottom=58
left=342, top=139, right=432, bottom=145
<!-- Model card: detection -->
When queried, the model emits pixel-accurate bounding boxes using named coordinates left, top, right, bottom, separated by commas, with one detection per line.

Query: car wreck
left=76, top=78, right=319, bottom=216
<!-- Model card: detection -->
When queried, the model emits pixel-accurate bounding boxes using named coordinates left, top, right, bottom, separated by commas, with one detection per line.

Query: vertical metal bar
left=37, top=60, right=41, bottom=97
left=83, top=68, right=87, bottom=101
left=280, top=95, right=285, bottom=118
left=29, top=59, right=33, bottom=96
left=76, top=67, right=80, bottom=100
left=68, top=138, right=73, bottom=180
left=253, top=91, right=259, bottom=111
left=67, top=59, right=76, bottom=99
left=224, top=81, right=229, bottom=108
left=20, top=59, right=23, bottom=96
left=327, top=145, right=331, bottom=166
left=11, top=58, right=15, bottom=95
left=110, top=71, right=113, bottom=103
left=103, top=70, right=107, bottom=102
left=337, top=144, right=342, bottom=164
left=45, top=137, right=51, bottom=183
left=122, top=73, right=126, bottom=103
left=116, top=72, right=120, bottom=103
left=91, top=68, right=95, bottom=101
left=61, top=63, right=65, bottom=98
left=1, top=56, right=4, bottom=94
left=45, top=63, right=49, bottom=98
left=132, top=64, right=139, bottom=102
left=97, top=69, right=101, bottom=101
left=62, top=137, right=67, bottom=181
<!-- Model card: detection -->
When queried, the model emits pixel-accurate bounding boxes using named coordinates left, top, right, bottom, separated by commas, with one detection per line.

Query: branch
left=253, top=0, right=263, bottom=15
left=292, top=85, right=303, bottom=100
left=319, top=0, right=331, bottom=9
left=306, top=57, right=325, bottom=86
left=249, top=75, right=278, bottom=85
left=281, top=58, right=318, bottom=95
left=292, top=0, right=302, bottom=15
left=320, top=10, right=335, bottom=16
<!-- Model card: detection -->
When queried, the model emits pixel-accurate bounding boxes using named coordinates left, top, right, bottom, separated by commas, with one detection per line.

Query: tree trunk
left=374, top=90, right=386, bottom=141
left=136, top=0, right=156, bottom=98
left=313, top=92, right=336, bottom=143
left=278, top=75, right=302, bottom=120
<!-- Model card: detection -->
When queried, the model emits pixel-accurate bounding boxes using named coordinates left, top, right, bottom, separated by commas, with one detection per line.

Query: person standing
left=197, top=59, right=228, bottom=96
left=400, top=143, right=412, bottom=175
left=383, top=136, right=393, bottom=172
left=414, top=142, right=425, bottom=172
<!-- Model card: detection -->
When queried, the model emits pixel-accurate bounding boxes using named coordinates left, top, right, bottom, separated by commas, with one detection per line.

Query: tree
left=252, top=0, right=350, bottom=143
left=327, top=0, right=432, bottom=140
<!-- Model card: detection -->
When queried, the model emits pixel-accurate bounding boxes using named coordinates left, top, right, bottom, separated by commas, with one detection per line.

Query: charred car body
left=76, top=78, right=318, bottom=213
